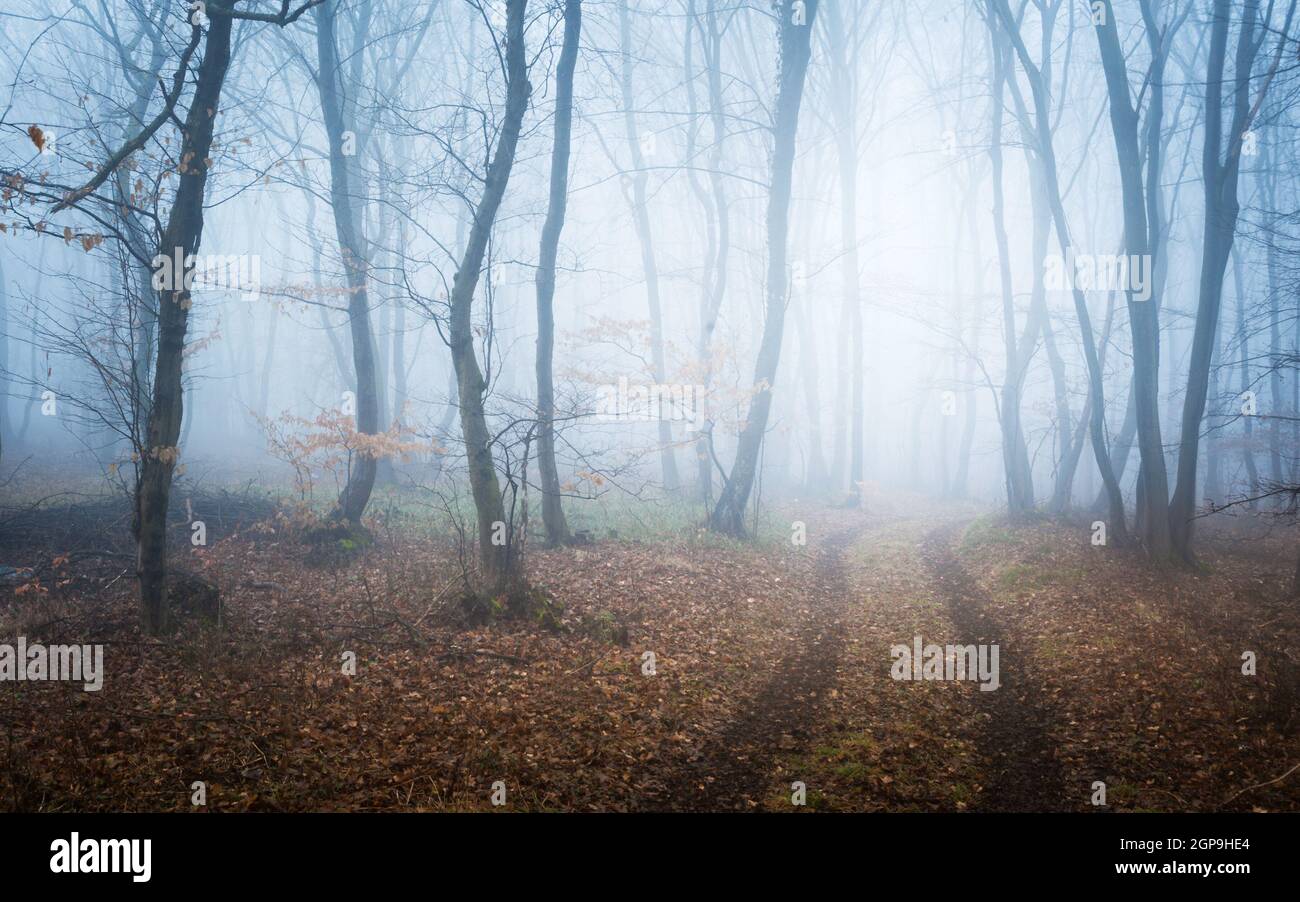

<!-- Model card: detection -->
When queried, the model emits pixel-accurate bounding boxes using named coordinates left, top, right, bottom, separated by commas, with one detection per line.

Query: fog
left=2, top=0, right=1300, bottom=833
left=2, top=0, right=1300, bottom=585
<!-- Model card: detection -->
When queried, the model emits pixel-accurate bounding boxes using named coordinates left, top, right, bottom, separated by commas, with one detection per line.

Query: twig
left=1221, top=762, right=1299, bottom=807
left=563, top=653, right=607, bottom=676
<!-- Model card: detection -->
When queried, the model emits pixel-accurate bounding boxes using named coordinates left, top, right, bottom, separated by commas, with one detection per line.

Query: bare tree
left=983, top=16, right=1035, bottom=515
left=535, top=0, right=581, bottom=547
left=314, top=0, right=383, bottom=524
left=41, top=1, right=323, bottom=634
left=992, top=0, right=1128, bottom=541
left=617, top=0, right=680, bottom=493
left=1170, top=0, right=1294, bottom=560
left=447, top=0, right=530, bottom=594
left=710, top=0, right=818, bottom=536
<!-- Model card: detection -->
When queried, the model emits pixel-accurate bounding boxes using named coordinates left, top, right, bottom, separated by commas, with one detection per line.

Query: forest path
left=917, top=519, right=1067, bottom=811
left=640, top=505, right=1072, bottom=811
left=645, top=517, right=865, bottom=810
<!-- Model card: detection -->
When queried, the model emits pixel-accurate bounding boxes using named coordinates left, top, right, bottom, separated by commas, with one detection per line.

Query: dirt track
left=919, top=520, right=1066, bottom=811
left=643, top=509, right=1071, bottom=812
left=653, top=522, right=861, bottom=811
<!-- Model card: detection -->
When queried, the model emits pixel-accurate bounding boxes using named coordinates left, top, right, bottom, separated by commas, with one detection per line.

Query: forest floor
left=0, top=484, right=1297, bottom=812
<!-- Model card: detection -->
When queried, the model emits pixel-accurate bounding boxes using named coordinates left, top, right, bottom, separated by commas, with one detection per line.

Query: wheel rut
left=646, top=524, right=860, bottom=811
left=918, top=520, right=1069, bottom=811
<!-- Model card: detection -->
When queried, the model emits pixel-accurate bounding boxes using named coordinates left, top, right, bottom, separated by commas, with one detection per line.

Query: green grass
left=995, top=560, right=1088, bottom=593
left=960, top=516, right=1019, bottom=552
left=793, top=733, right=888, bottom=790
left=996, top=563, right=1050, bottom=591
left=559, top=492, right=794, bottom=552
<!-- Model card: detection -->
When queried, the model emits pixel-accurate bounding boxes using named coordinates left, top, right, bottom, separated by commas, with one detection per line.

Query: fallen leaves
left=1, top=496, right=1296, bottom=813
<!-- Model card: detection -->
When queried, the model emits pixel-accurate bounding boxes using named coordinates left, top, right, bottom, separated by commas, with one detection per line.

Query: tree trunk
left=988, top=0, right=1127, bottom=533
left=1206, top=317, right=1225, bottom=504
left=794, top=278, right=828, bottom=491
left=15, top=243, right=43, bottom=445
left=448, top=0, right=530, bottom=592
left=1054, top=287, right=1119, bottom=514
left=985, top=27, right=1035, bottom=515
left=991, top=2, right=1129, bottom=541
left=1026, top=170, right=1073, bottom=512
left=1093, top=0, right=1174, bottom=554
left=1231, top=251, right=1260, bottom=504
left=1170, top=0, right=1263, bottom=560
left=686, top=0, right=731, bottom=506
left=953, top=171, right=984, bottom=498
left=534, top=0, right=580, bottom=547
left=258, top=197, right=283, bottom=421
left=709, top=0, right=818, bottom=536
left=825, top=0, right=864, bottom=506
left=135, top=15, right=234, bottom=635
left=617, top=0, right=679, bottom=493
left=316, top=0, right=383, bottom=524
left=1263, top=141, right=1285, bottom=497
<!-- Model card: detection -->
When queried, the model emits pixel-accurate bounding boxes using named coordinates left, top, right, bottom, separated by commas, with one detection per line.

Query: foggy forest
left=0, top=0, right=1297, bottom=828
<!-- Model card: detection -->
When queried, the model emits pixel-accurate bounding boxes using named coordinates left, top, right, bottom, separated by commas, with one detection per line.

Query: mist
left=0, top=0, right=1296, bottom=848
